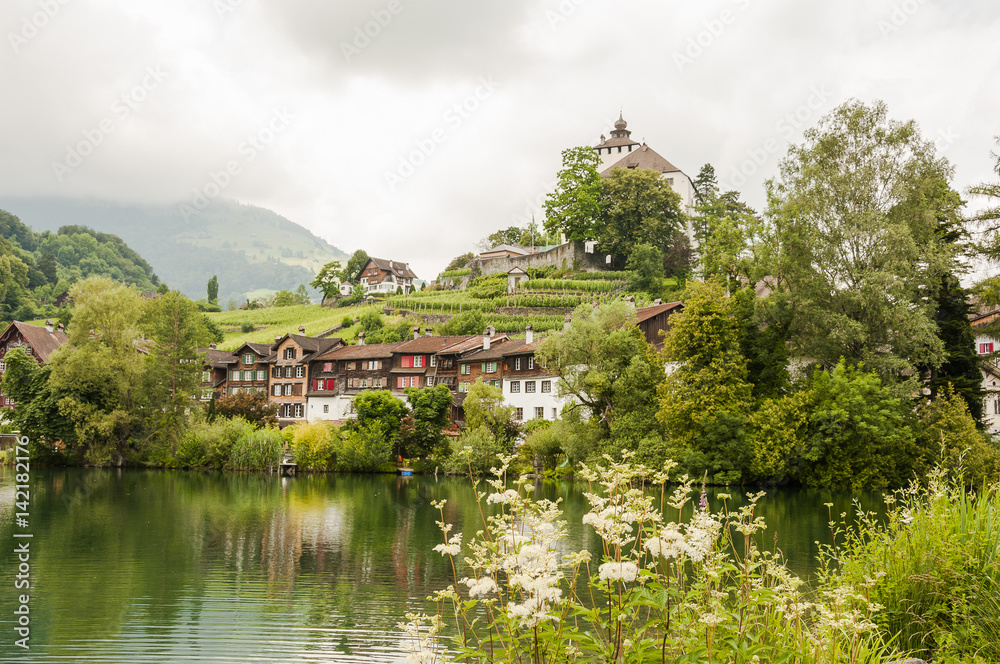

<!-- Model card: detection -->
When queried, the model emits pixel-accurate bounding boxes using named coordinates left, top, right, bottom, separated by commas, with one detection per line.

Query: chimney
left=564, top=315, right=572, bottom=331
left=358, top=332, right=365, bottom=346
left=483, top=328, right=491, bottom=351
left=45, top=319, right=54, bottom=333
left=298, top=325, right=306, bottom=334
left=209, top=343, right=217, bottom=350
left=653, top=298, right=663, bottom=306
left=57, top=323, right=64, bottom=331
left=424, top=327, right=433, bottom=337
left=413, top=326, right=421, bottom=340
left=525, top=324, right=533, bottom=345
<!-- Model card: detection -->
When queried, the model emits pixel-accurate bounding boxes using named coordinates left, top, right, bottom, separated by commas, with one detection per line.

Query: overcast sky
left=2, top=0, right=999, bottom=280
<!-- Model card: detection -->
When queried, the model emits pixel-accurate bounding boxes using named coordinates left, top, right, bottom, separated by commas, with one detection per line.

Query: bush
left=341, top=315, right=354, bottom=328
left=177, top=417, right=256, bottom=469
left=240, top=322, right=255, bottom=333
left=338, top=421, right=393, bottom=472
left=523, top=421, right=562, bottom=470
left=442, top=426, right=510, bottom=475
left=229, top=428, right=283, bottom=470
left=289, top=422, right=338, bottom=471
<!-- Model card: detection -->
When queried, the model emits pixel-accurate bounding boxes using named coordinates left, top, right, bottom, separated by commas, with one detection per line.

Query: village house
left=636, top=301, right=684, bottom=348
left=426, top=333, right=484, bottom=391
left=198, top=343, right=238, bottom=400
left=0, top=320, right=70, bottom=408
left=224, top=342, right=274, bottom=397
left=457, top=327, right=511, bottom=394
left=271, top=329, right=344, bottom=425
left=357, top=257, right=419, bottom=295
left=306, top=338, right=405, bottom=422
left=499, top=326, right=571, bottom=423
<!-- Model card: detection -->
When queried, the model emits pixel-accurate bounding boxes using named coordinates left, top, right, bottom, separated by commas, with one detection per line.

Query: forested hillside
left=0, top=197, right=349, bottom=306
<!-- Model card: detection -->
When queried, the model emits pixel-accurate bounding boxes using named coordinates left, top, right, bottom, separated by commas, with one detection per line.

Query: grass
left=207, top=304, right=372, bottom=350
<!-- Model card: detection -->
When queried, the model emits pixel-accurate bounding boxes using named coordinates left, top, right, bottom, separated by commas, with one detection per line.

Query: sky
left=2, top=0, right=999, bottom=281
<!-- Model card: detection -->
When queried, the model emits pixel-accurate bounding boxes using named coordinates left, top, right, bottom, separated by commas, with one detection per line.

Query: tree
left=543, top=146, right=604, bottom=242
left=311, top=260, right=343, bottom=300
left=657, top=280, right=755, bottom=482
left=625, top=243, right=664, bottom=294
left=214, top=391, right=278, bottom=427
left=47, top=277, right=149, bottom=465
left=479, top=226, right=526, bottom=250
left=444, top=252, right=474, bottom=272
left=207, top=275, right=218, bottom=304
left=439, top=310, right=485, bottom=336
left=914, top=387, right=1000, bottom=486
left=351, top=389, right=408, bottom=436
left=0, top=347, right=78, bottom=460
left=0, top=237, right=31, bottom=322
left=342, top=250, right=370, bottom=285
left=534, top=301, right=664, bottom=459
left=766, top=99, right=958, bottom=379
left=594, top=168, right=685, bottom=268
left=968, top=136, right=1000, bottom=258
left=692, top=163, right=719, bottom=204
left=462, top=379, right=519, bottom=448
left=401, top=384, right=452, bottom=458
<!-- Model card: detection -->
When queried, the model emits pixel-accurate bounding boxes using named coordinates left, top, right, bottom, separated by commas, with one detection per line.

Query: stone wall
left=468, top=241, right=607, bottom=278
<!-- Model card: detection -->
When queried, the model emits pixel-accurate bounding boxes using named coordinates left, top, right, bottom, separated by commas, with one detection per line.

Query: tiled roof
left=463, top=338, right=517, bottom=362
left=273, top=334, right=344, bottom=361
left=500, top=339, right=540, bottom=356
left=315, top=341, right=406, bottom=361
left=1, top=321, right=70, bottom=362
left=200, top=348, right=237, bottom=367
left=480, top=244, right=530, bottom=257
left=396, top=335, right=478, bottom=354
left=437, top=335, right=488, bottom=355
left=635, top=302, right=683, bottom=324
left=360, top=257, right=419, bottom=281
left=601, top=144, right=681, bottom=177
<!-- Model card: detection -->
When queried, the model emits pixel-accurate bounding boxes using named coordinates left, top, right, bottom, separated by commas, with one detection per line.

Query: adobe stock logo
left=8, top=0, right=73, bottom=54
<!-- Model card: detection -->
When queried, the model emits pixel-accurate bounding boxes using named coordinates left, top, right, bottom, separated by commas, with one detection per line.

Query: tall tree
left=341, top=250, right=370, bottom=285
left=543, top=146, right=604, bottom=242
left=402, top=383, right=453, bottom=458
left=766, top=99, right=959, bottom=379
left=657, top=280, right=755, bottom=481
left=692, top=163, right=719, bottom=204
left=594, top=168, right=685, bottom=269
left=311, top=260, right=343, bottom=300
left=969, top=136, right=1000, bottom=258
left=206, top=275, right=218, bottom=304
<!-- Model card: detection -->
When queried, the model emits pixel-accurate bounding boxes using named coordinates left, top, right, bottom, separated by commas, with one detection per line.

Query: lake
left=0, top=467, right=885, bottom=662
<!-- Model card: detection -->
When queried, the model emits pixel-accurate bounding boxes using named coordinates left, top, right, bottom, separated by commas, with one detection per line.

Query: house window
left=323, top=404, right=329, bottom=414
left=535, top=407, right=544, bottom=419
left=427, top=377, right=434, bottom=387
left=284, top=384, right=293, bottom=396
left=410, top=376, right=418, bottom=387
left=980, top=342, right=995, bottom=354
left=461, top=364, right=470, bottom=375
left=413, top=355, right=424, bottom=368
left=515, top=357, right=521, bottom=371
left=229, top=387, right=237, bottom=395
left=552, top=407, right=558, bottom=419
left=273, top=385, right=281, bottom=396
left=541, top=380, right=551, bottom=393
left=491, top=380, right=500, bottom=389
left=323, top=362, right=332, bottom=372
left=243, top=353, right=253, bottom=365
left=256, top=370, right=265, bottom=381
left=360, top=378, right=369, bottom=388
left=202, top=371, right=210, bottom=382
left=667, top=177, right=674, bottom=186
left=284, top=348, right=296, bottom=360
left=515, top=407, right=523, bottom=420
left=510, top=381, right=520, bottom=393
left=294, top=404, right=303, bottom=418
left=525, top=381, right=536, bottom=393
left=398, top=376, right=406, bottom=389
left=281, top=404, right=292, bottom=418
left=458, top=382, right=469, bottom=393
left=296, top=366, right=304, bottom=378
left=347, top=362, right=356, bottom=370
left=430, top=356, right=436, bottom=367
left=528, top=357, right=534, bottom=370
left=285, top=366, right=294, bottom=378
left=273, top=366, right=281, bottom=378
left=230, top=370, right=239, bottom=381
left=483, top=362, right=497, bottom=374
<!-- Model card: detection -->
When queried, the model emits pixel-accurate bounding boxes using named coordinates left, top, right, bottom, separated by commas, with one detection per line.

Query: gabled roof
left=395, top=335, right=480, bottom=354
left=635, top=302, right=683, bottom=324
left=314, top=341, right=406, bottom=361
left=200, top=348, right=237, bottom=367
left=601, top=143, right=681, bottom=177
left=358, top=257, right=419, bottom=281
left=272, top=334, right=344, bottom=362
left=233, top=342, right=274, bottom=357
left=436, top=335, right=488, bottom=355
left=463, top=338, right=516, bottom=362
left=500, top=339, right=540, bottom=357
left=0, top=321, right=70, bottom=363
left=507, top=266, right=529, bottom=275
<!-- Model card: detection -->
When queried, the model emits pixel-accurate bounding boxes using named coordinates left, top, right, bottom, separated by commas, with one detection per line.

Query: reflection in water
left=0, top=468, right=883, bottom=662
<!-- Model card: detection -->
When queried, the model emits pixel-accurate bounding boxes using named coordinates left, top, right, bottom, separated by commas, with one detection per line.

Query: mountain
left=0, top=197, right=350, bottom=306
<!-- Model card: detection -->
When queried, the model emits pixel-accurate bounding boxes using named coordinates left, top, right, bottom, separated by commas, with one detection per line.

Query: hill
left=0, top=197, right=349, bottom=307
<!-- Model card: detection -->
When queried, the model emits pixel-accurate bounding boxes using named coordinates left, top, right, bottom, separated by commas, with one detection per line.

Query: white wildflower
left=598, top=561, right=639, bottom=583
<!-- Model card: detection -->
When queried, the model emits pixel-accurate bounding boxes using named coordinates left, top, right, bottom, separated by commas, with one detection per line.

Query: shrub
left=442, top=426, right=510, bottom=476
left=290, top=422, right=337, bottom=471
left=178, top=417, right=256, bottom=469
left=228, top=427, right=283, bottom=470
left=338, top=421, right=393, bottom=472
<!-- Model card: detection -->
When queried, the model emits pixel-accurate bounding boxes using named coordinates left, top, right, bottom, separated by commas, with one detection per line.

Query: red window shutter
left=398, top=376, right=405, bottom=388
left=402, top=356, right=413, bottom=368
left=312, top=380, right=317, bottom=391
left=423, top=355, right=428, bottom=367
left=323, top=362, right=332, bottom=372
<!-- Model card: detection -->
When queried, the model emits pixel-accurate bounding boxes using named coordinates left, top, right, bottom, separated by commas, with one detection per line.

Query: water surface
left=0, top=468, right=884, bottom=662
